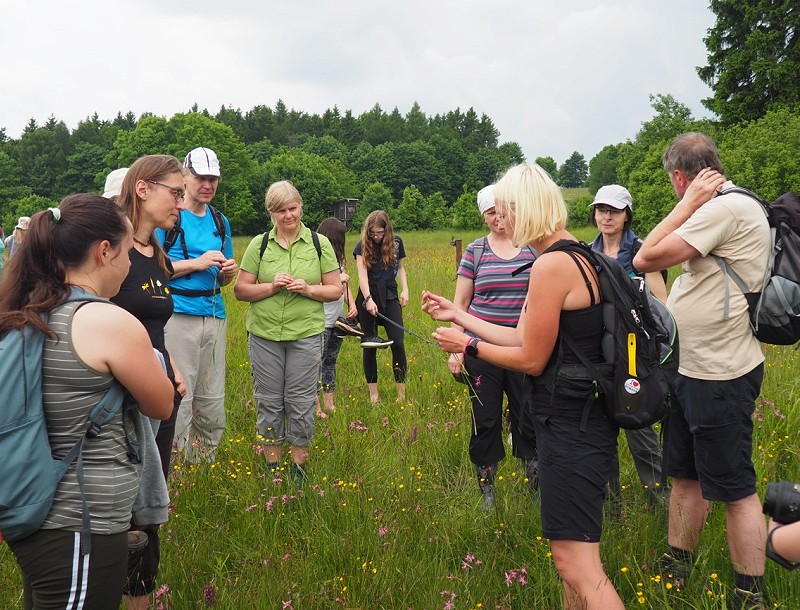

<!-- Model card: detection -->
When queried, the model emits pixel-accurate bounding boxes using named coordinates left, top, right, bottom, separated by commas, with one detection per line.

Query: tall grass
left=1, top=230, right=798, bottom=609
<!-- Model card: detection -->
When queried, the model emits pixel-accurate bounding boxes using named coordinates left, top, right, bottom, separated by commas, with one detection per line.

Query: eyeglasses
left=147, top=180, right=185, bottom=202
left=369, top=230, right=386, bottom=238
left=594, top=205, right=625, bottom=216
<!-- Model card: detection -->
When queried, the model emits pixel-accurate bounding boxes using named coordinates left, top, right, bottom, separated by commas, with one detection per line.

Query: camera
left=763, top=480, right=800, bottom=524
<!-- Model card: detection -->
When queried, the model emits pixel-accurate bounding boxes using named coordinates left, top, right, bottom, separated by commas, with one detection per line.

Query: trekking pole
left=375, top=310, right=439, bottom=346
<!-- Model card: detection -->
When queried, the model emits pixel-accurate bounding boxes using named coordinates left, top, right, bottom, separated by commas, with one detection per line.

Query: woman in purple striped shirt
left=449, top=185, right=538, bottom=509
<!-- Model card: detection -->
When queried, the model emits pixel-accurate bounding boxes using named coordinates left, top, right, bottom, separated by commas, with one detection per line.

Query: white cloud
left=0, top=0, right=716, bottom=164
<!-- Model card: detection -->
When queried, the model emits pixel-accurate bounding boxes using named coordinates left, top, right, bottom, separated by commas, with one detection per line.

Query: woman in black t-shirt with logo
left=112, top=155, right=187, bottom=607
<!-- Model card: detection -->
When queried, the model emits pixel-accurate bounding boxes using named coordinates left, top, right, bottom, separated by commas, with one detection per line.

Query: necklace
left=133, top=235, right=151, bottom=248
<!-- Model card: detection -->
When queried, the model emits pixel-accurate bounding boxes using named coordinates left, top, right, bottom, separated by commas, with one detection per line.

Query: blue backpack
left=0, top=290, right=128, bottom=554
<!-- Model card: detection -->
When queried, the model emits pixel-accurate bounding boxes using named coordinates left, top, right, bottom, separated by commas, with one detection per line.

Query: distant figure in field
left=4, top=216, right=30, bottom=262
left=353, top=210, right=409, bottom=403
left=234, top=180, right=341, bottom=486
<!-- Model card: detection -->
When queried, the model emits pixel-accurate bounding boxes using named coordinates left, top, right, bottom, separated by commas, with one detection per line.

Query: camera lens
left=763, top=481, right=800, bottom=525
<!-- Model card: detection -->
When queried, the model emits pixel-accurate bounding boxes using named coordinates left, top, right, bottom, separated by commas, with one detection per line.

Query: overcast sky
left=1, top=0, right=717, bottom=164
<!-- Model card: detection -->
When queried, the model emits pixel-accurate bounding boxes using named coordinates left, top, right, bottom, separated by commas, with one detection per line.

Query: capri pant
left=249, top=333, right=323, bottom=447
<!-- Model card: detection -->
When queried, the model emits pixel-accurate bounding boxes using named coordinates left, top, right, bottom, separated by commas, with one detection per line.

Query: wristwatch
left=464, top=337, right=481, bottom=357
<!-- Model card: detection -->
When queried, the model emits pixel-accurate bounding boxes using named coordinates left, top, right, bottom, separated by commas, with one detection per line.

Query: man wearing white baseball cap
left=157, top=147, right=237, bottom=462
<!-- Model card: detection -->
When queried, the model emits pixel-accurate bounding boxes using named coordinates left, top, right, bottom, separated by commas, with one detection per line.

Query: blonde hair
left=493, top=163, right=567, bottom=246
left=265, top=180, right=303, bottom=221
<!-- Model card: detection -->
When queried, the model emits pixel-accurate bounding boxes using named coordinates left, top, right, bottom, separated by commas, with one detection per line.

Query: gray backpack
left=713, top=188, right=800, bottom=345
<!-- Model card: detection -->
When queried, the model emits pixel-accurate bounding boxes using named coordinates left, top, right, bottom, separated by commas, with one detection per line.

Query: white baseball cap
left=477, top=185, right=496, bottom=214
left=102, top=168, right=129, bottom=199
left=183, top=147, right=221, bottom=177
left=591, top=184, right=633, bottom=210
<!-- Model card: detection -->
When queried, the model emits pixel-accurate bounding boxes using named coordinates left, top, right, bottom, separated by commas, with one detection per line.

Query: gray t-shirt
left=41, top=301, right=138, bottom=534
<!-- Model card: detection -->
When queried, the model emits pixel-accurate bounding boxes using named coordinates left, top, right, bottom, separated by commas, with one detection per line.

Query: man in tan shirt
left=634, top=132, right=771, bottom=609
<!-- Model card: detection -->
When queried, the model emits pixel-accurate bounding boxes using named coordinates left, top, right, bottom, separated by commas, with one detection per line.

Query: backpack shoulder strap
left=258, top=232, right=270, bottom=259
left=208, top=205, right=227, bottom=251
left=718, top=187, right=770, bottom=221
left=161, top=213, right=183, bottom=255
left=471, top=236, right=488, bottom=274
left=257, top=231, right=321, bottom=260
left=312, top=230, right=321, bottom=259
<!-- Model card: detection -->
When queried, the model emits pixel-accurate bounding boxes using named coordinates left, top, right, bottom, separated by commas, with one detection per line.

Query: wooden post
left=451, top=238, right=463, bottom=271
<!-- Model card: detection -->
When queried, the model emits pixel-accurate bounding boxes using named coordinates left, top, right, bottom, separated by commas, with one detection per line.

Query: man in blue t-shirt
left=157, top=147, right=238, bottom=462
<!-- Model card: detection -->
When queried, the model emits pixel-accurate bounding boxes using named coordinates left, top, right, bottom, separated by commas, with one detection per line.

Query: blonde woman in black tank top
left=423, top=164, right=624, bottom=610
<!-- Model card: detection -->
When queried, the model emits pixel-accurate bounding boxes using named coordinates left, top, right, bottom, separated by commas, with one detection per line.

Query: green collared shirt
left=240, top=223, right=339, bottom=341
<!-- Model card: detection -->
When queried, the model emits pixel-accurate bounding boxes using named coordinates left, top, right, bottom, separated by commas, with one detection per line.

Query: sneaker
left=476, top=464, right=497, bottom=511
left=730, top=587, right=766, bottom=610
left=334, top=316, right=364, bottom=337
left=360, top=335, right=393, bottom=349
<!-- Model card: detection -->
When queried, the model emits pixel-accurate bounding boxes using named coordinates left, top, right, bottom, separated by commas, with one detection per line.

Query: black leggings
left=357, top=296, right=407, bottom=383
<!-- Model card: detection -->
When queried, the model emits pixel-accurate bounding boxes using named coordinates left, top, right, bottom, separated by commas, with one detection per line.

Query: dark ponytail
left=0, top=194, right=129, bottom=334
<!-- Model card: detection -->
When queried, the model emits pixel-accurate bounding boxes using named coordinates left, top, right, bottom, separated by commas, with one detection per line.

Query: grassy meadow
left=2, top=228, right=799, bottom=609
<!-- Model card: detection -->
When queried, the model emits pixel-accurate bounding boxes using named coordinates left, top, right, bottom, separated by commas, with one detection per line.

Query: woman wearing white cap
left=449, top=184, right=538, bottom=509
left=589, top=185, right=667, bottom=301
left=589, top=184, right=669, bottom=512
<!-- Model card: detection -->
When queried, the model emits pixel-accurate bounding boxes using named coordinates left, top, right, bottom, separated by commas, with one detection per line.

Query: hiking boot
left=360, top=335, right=393, bottom=349
left=523, top=458, right=539, bottom=496
left=729, top=587, right=766, bottom=610
left=128, top=530, right=149, bottom=556
left=290, top=463, right=306, bottom=488
left=476, top=464, right=497, bottom=511
left=334, top=316, right=364, bottom=337
left=656, top=551, right=692, bottom=586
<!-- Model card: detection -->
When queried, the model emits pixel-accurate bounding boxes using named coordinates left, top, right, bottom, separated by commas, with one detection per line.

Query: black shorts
left=666, top=364, right=763, bottom=502
left=9, top=528, right=127, bottom=610
left=534, top=405, right=618, bottom=542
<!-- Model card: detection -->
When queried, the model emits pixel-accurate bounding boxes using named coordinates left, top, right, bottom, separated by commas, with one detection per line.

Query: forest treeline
left=0, top=102, right=533, bottom=235
left=1, top=96, right=798, bottom=238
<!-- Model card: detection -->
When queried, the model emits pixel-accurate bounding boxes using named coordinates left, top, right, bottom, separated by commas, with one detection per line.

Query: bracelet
left=766, top=525, right=800, bottom=570
left=365, top=295, right=373, bottom=304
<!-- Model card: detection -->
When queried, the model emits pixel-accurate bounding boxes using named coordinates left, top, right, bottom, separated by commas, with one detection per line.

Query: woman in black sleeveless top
left=423, top=163, right=623, bottom=610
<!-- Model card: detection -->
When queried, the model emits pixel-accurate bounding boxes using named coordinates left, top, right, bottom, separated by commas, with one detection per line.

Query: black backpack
left=548, top=241, right=679, bottom=430
left=162, top=205, right=227, bottom=261
left=712, top=188, right=800, bottom=345
left=258, top=230, right=321, bottom=259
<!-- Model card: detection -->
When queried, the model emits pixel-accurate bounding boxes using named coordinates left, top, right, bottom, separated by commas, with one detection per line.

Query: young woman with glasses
left=354, top=210, right=409, bottom=403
